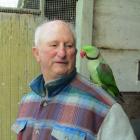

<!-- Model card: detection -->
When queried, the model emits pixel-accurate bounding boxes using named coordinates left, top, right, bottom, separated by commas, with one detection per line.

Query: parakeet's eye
left=80, top=51, right=86, bottom=58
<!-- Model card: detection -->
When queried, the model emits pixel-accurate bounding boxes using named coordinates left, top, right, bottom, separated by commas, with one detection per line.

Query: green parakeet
left=80, top=45, right=123, bottom=102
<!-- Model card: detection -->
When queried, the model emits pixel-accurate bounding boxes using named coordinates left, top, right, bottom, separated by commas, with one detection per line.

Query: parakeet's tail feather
left=102, top=84, right=124, bottom=103
left=115, top=95, right=125, bottom=103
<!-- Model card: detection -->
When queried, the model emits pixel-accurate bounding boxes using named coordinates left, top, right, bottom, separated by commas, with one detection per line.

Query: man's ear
left=32, top=47, right=40, bottom=63
left=75, top=48, right=77, bottom=55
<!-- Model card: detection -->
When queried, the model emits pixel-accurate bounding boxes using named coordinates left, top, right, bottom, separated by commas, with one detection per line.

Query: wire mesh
left=45, top=0, right=76, bottom=24
left=18, top=0, right=40, bottom=9
left=0, top=0, right=76, bottom=23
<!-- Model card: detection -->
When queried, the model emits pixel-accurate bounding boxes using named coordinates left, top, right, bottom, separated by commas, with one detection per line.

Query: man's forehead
left=38, top=20, right=75, bottom=45
left=42, top=21, right=74, bottom=37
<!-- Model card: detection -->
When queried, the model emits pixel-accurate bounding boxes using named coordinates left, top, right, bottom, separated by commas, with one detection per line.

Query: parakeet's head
left=80, top=45, right=100, bottom=59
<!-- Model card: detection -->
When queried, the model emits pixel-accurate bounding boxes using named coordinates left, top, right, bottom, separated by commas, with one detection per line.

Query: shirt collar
left=29, top=68, right=76, bottom=97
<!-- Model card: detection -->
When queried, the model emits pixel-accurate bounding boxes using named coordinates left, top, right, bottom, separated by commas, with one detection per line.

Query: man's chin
left=54, top=69, right=69, bottom=76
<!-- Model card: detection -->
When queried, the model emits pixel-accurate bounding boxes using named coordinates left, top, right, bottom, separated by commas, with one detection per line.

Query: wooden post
left=40, top=0, right=45, bottom=18
left=76, top=0, right=94, bottom=78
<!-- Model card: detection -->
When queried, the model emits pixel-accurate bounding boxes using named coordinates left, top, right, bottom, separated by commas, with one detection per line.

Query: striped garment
left=12, top=71, right=116, bottom=140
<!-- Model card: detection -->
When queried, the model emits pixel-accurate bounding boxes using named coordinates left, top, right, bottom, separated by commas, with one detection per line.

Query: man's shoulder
left=70, top=73, right=116, bottom=106
left=20, top=91, right=41, bottom=103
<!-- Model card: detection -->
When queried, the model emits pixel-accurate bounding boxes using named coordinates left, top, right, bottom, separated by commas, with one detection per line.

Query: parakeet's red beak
left=80, top=51, right=86, bottom=58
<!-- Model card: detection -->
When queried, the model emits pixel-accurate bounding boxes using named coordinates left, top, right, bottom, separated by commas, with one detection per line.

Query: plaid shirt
left=12, top=70, right=115, bottom=140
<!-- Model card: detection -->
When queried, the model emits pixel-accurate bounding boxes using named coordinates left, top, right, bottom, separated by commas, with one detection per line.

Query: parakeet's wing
left=96, top=62, right=121, bottom=97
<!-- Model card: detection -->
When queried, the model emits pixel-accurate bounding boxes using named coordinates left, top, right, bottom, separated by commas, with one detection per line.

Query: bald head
left=34, top=20, right=76, bottom=47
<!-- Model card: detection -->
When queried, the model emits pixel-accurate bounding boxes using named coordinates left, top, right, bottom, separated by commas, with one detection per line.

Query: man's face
left=33, top=21, right=76, bottom=81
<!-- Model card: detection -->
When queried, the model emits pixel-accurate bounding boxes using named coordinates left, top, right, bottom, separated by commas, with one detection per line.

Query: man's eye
left=50, top=44, right=57, bottom=47
left=66, top=44, right=73, bottom=48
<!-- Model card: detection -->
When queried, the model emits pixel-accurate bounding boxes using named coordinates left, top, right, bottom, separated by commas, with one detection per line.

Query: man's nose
left=57, top=46, right=66, bottom=58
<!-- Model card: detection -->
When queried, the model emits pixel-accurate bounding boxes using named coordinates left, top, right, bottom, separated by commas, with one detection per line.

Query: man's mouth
left=55, top=61, right=68, bottom=64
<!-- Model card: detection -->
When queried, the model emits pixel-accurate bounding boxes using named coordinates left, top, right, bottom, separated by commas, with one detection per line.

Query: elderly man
left=12, top=20, right=136, bottom=140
